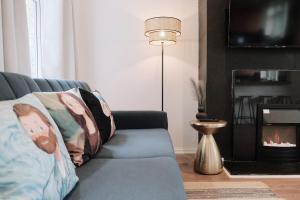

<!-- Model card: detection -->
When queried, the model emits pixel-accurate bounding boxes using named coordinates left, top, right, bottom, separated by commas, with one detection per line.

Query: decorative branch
left=190, top=78, right=206, bottom=107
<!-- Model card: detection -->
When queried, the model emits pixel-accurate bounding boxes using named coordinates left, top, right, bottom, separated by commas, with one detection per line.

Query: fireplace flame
left=264, top=129, right=296, bottom=147
left=273, top=131, right=281, bottom=144
left=266, top=130, right=281, bottom=144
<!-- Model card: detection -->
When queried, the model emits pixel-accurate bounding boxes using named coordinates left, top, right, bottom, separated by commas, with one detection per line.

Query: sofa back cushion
left=0, top=72, right=91, bottom=101
left=0, top=94, right=78, bottom=199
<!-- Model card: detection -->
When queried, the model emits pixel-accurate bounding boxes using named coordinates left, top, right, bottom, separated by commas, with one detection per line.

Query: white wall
left=75, top=0, right=199, bottom=153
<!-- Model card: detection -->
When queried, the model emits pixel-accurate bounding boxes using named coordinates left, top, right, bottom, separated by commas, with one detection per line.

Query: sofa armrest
left=112, top=111, right=168, bottom=130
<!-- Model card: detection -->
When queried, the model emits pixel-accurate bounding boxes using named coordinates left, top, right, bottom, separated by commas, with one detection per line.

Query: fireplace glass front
left=262, top=126, right=297, bottom=148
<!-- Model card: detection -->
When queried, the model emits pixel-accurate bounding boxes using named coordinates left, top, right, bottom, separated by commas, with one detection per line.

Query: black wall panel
left=206, top=0, right=300, bottom=160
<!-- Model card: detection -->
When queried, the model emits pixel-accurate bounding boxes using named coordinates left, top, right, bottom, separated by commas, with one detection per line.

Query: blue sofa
left=0, top=72, right=186, bottom=200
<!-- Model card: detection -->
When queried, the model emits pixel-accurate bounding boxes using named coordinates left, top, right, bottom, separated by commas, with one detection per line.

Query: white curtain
left=0, top=0, right=78, bottom=79
left=40, top=0, right=78, bottom=80
left=0, top=0, right=31, bottom=76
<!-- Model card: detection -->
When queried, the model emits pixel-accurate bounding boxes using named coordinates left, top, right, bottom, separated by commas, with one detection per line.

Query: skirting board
left=175, top=148, right=197, bottom=154
left=224, top=168, right=300, bottom=179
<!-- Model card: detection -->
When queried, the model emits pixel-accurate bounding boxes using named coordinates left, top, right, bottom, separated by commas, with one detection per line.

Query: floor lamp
left=144, top=17, right=181, bottom=111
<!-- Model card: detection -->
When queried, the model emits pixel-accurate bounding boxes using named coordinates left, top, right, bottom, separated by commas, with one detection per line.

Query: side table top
left=190, top=119, right=227, bottom=129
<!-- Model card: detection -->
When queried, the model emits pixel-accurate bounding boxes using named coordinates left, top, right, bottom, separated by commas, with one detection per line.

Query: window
left=26, top=0, right=42, bottom=77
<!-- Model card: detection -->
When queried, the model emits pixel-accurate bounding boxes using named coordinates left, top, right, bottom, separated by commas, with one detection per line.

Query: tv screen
left=228, top=0, right=300, bottom=48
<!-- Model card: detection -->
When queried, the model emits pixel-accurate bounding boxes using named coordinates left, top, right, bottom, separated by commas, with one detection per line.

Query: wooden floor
left=177, top=154, right=300, bottom=200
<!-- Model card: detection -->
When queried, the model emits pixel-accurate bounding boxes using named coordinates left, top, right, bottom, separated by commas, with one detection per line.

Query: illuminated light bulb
left=160, top=31, right=166, bottom=38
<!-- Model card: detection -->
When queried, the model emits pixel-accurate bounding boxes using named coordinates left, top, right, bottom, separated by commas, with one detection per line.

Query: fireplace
left=232, top=69, right=300, bottom=161
left=256, top=105, right=300, bottom=162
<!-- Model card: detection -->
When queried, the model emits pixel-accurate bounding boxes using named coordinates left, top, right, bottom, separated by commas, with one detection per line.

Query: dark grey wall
left=206, top=0, right=300, bottom=159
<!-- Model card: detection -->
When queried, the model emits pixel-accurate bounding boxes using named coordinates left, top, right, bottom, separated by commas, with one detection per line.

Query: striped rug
left=184, top=181, right=283, bottom=200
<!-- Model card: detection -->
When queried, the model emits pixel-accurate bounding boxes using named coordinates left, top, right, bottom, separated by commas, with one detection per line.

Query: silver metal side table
left=190, top=120, right=227, bottom=175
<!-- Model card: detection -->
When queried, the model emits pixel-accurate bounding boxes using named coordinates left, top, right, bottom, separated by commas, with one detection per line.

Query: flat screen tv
left=228, top=0, right=300, bottom=48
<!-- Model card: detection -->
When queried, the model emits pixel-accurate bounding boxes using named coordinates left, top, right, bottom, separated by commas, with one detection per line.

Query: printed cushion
left=79, top=89, right=116, bottom=143
left=66, top=88, right=108, bottom=144
left=92, top=90, right=116, bottom=139
left=0, top=94, right=78, bottom=199
left=34, top=91, right=101, bottom=167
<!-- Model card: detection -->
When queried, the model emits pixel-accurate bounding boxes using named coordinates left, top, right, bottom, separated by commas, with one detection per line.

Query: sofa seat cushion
left=95, top=129, right=175, bottom=159
left=65, top=157, right=186, bottom=200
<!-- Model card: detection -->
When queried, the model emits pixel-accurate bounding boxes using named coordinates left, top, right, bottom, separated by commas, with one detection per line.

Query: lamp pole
left=161, top=42, right=164, bottom=111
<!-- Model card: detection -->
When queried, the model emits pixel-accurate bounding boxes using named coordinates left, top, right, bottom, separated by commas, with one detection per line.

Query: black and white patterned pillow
left=79, top=88, right=116, bottom=144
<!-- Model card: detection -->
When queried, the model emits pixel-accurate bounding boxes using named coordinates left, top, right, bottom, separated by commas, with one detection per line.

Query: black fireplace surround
left=232, top=69, right=300, bottom=162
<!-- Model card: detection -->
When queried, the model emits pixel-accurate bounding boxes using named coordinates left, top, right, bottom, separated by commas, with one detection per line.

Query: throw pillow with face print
left=73, top=88, right=116, bottom=144
left=0, top=94, right=78, bottom=200
left=34, top=91, right=101, bottom=166
left=13, top=103, right=67, bottom=177
left=92, top=90, right=116, bottom=140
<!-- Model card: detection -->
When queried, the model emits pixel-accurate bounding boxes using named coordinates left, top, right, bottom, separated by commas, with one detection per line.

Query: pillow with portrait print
left=66, top=88, right=107, bottom=144
left=92, top=90, right=116, bottom=140
left=34, top=91, right=101, bottom=166
left=73, top=88, right=116, bottom=144
left=0, top=94, right=78, bottom=200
